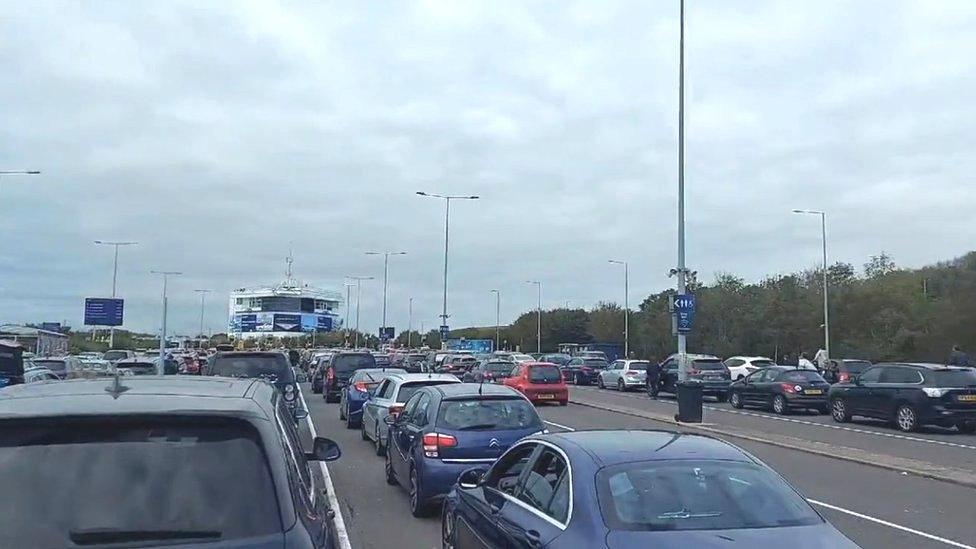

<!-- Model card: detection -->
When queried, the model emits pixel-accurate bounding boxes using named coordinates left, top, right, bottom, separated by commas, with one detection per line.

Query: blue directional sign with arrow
left=674, top=294, right=696, bottom=334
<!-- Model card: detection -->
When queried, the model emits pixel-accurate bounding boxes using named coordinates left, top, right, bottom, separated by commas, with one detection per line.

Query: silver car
left=360, top=373, right=460, bottom=456
left=597, top=359, right=650, bottom=391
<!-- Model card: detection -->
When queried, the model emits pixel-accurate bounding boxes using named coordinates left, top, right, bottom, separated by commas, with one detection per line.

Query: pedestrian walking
left=797, top=352, right=816, bottom=370
left=645, top=359, right=661, bottom=399
left=948, top=345, right=971, bottom=367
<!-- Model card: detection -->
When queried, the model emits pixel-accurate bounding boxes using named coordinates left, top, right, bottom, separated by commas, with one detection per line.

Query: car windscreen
left=487, top=362, right=515, bottom=374
left=777, top=370, right=826, bottom=383
left=0, top=417, right=281, bottom=547
left=583, top=359, right=608, bottom=369
left=396, top=381, right=457, bottom=402
left=841, top=361, right=871, bottom=373
left=333, top=354, right=377, bottom=374
left=597, top=459, right=821, bottom=532
left=528, top=365, right=562, bottom=383
left=437, top=398, right=542, bottom=431
left=211, top=355, right=294, bottom=383
left=928, top=369, right=976, bottom=386
left=406, top=355, right=426, bottom=363
left=102, top=351, right=129, bottom=361
left=693, top=360, right=726, bottom=370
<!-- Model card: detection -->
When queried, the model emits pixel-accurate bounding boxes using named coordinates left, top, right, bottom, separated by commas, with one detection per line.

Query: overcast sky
left=1, top=0, right=975, bottom=336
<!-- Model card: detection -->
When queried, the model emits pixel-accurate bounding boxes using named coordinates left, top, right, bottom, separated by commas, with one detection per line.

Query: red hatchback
left=503, top=362, right=568, bottom=406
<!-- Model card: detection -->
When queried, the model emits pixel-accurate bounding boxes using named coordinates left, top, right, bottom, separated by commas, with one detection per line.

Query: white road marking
left=299, top=386, right=353, bottom=549
left=543, top=413, right=972, bottom=548
left=808, top=499, right=976, bottom=549
left=572, top=386, right=976, bottom=451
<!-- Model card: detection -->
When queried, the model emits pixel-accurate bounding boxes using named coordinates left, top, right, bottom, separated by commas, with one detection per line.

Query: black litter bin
left=675, top=379, right=704, bottom=423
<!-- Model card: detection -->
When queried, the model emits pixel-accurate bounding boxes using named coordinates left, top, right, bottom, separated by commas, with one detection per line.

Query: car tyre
left=617, top=379, right=626, bottom=392
left=339, top=402, right=346, bottom=420
left=385, top=448, right=398, bottom=485
left=730, top=391, right=744, bottom=409
left=831, top=398, right=851, bottom=422
left=441, top=508, right=457, bottom=549
left=895, top=404, right=919, bottom=432
left=773, top=395, right=789, bottom=415
left=574, top=372, right=582, bottom=385
left=409, top=466, right=431, bottom=518
left=956, top=421, right=976, bottom=434
left=359, top=417, right=368, bottom=437
left=597, top=376, right=605, bottom=389
left=375, top=425, right=386, bottom=456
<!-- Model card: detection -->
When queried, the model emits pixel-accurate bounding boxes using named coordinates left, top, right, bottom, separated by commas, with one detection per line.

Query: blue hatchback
left=384, top=383, right=545, bottom=517
left=442, top=430, right=860, bottom=548
left=339, top=368, right=405, bottom=429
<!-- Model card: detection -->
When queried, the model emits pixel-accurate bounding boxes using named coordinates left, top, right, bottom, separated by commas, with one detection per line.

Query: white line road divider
left=299, top=386, right=352, bottom=549
left=542, top=415, right=973, bottom=549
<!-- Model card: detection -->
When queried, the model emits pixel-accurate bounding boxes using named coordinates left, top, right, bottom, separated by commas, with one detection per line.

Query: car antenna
left=105, top=369, right=129, bottom=400
left=478, top=373, right=485, bottom=395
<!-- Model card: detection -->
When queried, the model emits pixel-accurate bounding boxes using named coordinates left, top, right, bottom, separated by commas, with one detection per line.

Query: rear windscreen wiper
left=459, top=423, right=500, bottom=430
left=69, top=529, right=221, bottom=545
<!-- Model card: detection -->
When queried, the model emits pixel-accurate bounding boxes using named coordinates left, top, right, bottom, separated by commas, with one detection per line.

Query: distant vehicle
left=384, top=383, right=545, bottom=517
left=428, top=351, right=452, bottom=371
left=101, top=349, right=135, bottom=364
left=597, top=360, right=650, bottom=392
left=823, top=359, right=873, bottom=384
left=338, top=368, right=406, bottom=429
left=77, top=357, right=113, bottom=378
left=31, top=356, right=85, bottom=380
left=655, top=354, right=732, bottom=402
left=730, top=367, right=831, bottom=414
left=723, top=356, right=776, bottom=381
left=115, top=358, right=161, bottom=376
left=541, top=353, right=572, bottom=366
left=462, top=360, right=516, bottom=383
left=373, top=353, right=392, bottom=368
left=563, top=356, right=608, bottom=385
left=401, top=353, right=427, bottom=373
left=829, top=363, right=976, bottom=433
left=24, top=365, right=60, bottom=383
left=0, top=377, right=342, bottom=548
left=529, top=353, right=544, bottom=360
left=510, top=353, right=536, bottom=364
left=439, top=355, right=479, bottom=375
left=310, top=354, right=333, bottom=394
left=441, top=430, right=859, bottom=548
left=0, top=342, right=25, bottom=388
left=360, top=372, right=461, bottom=455
left=204, top=352, right=299, bottom=412
left=502, top=362, right=568, bottom=406
left=323, top=352, right=377, bottom=403
left=579, top=350, right=607, bottom=360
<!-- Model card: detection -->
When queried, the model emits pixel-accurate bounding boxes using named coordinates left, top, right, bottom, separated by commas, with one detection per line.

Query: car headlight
left=283, top=383, right=297, bottom=402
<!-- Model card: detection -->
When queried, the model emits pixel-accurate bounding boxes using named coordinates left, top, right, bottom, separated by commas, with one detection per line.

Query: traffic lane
left=571, top=385, right=976, bottom=471
left=537, top=403, right=976, bottom=549
left=301, top=385, right=441, bottom=549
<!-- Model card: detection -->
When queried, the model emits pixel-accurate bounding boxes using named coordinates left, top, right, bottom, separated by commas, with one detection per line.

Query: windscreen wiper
left=69, top=529, right=221, bottom=545
left=459, top=423, right=500, bottom=430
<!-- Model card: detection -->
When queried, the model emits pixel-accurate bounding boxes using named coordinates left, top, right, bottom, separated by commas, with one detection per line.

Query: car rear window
left=528, top=365, right=562, bottom=383
left=396, top=381, right=458, bottom=403
left=31, top=360, right=65, bottom=371
left=333, top=354, right=376, bottom=374
left=751, top=360, right=776, bottom=368
left=211, top=354, right=294, bottom=382
left=437, top=398, right=542, bottom=431
left=0, top=417, right=281, bottom=547
left=777, top=371, right=826, bottom=383
left=583, top=359, right=608, bottom=369
left=597, top=460, right=821, bottom=532
left=102, top=351, right=129, bottom=361
left=841, top=361, right=871, bottom=373
left=487, top=362, right=514, bottom=374
left=693, top=360, right=726, bottom=371
left=927, top=369, right=976, bottom=386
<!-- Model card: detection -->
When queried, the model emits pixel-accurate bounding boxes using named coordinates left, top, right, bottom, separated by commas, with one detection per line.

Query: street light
left=150, top=270, right=182, bottom=374
left=407, top=297, right=414, bottom=348
left=490, top=289, right=501, bottom=352
left=365, top=251, right=406, bottom=343
left=416, top=191, right=480, bottom=347
left=94, top=240, right=137, bottom=349
left=609, top=260, right=630, bottom=357
left=793, top=209, right=830, bottom=361
left=194, top=289, right=213, bottom=339
left=346, top=276, right=373, bottom=348
left=525, top=281, right=541, bottom=353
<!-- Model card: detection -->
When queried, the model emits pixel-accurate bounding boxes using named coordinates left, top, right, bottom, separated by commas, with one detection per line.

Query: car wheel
left=730, top=391, right=743, bottom=409
left=715, top=393, right=728, bottom=403
left=957, top=421, right=976, bottom=434
left=617, top=379, right=625, bottom=392
left=831, top=398, right=851, bottom=422
left=597, top=376, right=605, bottom=389
left=385, top=448, right=397, bottom=485
left=559, top=399, right=568, bottom=406
left=359, top=417, right=368, bottom=438
left=346, top=412, right=356, bottom=429
left=409, top=467, right=430, bottom=518
left=441, top=508, right=457, bottom=549
left=895, top=404, right=919, bottom=432
left=339, top=402, right=346, bottom=420
left=773, top=395, right=789, bottom=415
left=375, top=425, right=386, bottom=456
left=574, top=372, right=582, bottom=385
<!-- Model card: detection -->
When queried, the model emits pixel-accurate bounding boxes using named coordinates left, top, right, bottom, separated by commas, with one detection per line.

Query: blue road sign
left=439, top=325, right=450, bottom=339
left=674, top=293, right=696, bottom=334
left=379, top=327, right=395, bottom=341
left=84, top=298, right=124, bottom=327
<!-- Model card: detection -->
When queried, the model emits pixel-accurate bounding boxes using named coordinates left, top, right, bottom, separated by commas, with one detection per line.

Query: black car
left=0, top=342, right=25, bottom=388
left=462, top=360, right=515, bottom=383
left=204, top=351, right=299, bottom=409
left=829, top=363, right=976, bottom=433
left=730, top=367, right=831, bottom=414
left=0, top=376, right=341, bottom=548
left=656, top=354, right=732, bottom=401
left=562, top=357, right=608, bottom=385
left=401, top=353, right=428, bottom=373
left=822, top=359, right=873, bottom=384
left=310, top=354, right=334, bottom=394
left=323, top=351, right=376, bottom=403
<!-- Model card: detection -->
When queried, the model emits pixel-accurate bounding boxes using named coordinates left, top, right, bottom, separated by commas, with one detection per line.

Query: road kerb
left=569, top=397, right=976, bottom=489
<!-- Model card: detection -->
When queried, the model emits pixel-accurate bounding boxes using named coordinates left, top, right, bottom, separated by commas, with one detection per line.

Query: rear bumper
left=784, top=394, right=828, bottom=407
left=522, top=387, right=569, bottom=402
left=621, top=376, right=646, bottom=386
left=922, top=405, right=976, bottom=423
left=697, top=381, right=731, bottom=395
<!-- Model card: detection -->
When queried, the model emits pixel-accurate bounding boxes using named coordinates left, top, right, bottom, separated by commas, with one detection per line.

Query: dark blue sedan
left=385, top=383, right=545, bottom=518
left=441, top=430, right=859, bottom=548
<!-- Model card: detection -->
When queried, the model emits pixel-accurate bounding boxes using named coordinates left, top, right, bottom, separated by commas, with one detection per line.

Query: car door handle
left=525, top=530, right=542, bottom=547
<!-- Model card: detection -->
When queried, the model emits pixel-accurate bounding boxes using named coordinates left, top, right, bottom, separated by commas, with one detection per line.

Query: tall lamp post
left=365, top=251, right=406, bottom=343
left=416, top=191, right=479, bottom=347
left=94, top=240, right=137, bottom=349
left=151, top=270, right=181, bottom=374
left=608, top=260, right=629, bottom=357
left=344, top=283, right=354, bottom=346
left=407, top=297, right=414, bottom=348
left=194, top=289, right=212, bottom=341
left=793, top=209, right=830, bottom=361
left=490, top=289, right=501, bottom=351
left=525, top=281, right=541, bottom=353
left=346, top=276, right=373, bottom=348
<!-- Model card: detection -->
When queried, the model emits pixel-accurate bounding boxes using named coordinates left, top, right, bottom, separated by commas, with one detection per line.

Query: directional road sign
left=674, top=293, right=696, bottom=334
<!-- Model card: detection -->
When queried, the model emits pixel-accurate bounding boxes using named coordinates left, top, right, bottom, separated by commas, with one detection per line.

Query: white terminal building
left=228, top=257, right=343, bottom=340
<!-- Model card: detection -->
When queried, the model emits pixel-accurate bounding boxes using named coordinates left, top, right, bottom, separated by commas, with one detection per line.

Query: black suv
left=655, top=353, right=732, bottom=402
left=0, top=376, right=341, bottom=548
left=828, top=363, right=976, bottom=432
left=323, top=352, right=376, bottom=403
left=204, top=351, right=300, bottom=411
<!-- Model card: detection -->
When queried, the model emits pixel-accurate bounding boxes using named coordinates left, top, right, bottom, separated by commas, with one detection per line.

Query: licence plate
left=537, top=394, right=554, bottom=400
left=804, top=389, right=823, bottom=395
left=957, top=395, right=976, bottom=402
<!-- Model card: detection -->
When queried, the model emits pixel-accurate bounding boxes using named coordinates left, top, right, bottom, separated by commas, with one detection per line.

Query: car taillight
left=354, top=382, right=369, bottom=393
left=484, top=372, right=494, bottom=380
left=689, top=369, right=700, bottom=376
left=781, top=383, right=803, bottom=394
left=625, top=371, right=638, bottom=376
left=838, top=372, right=850, bottom=382
left=422, top=433, right=458, bottom=457
left=326, top=368, right=335, bottom=381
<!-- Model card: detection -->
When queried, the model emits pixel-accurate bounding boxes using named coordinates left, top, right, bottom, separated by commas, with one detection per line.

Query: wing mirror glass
left=306, top=437, right=341, bottom=462
left=458, top=467, right=488, bottom=489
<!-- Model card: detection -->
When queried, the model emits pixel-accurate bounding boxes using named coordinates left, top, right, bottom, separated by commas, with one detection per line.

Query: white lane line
left=298, top=386, right=352, bottom=549
left=572, top=386, right=976, bottom=451
left=545, top=413, right=973, bottom=549
left=808, top=499, right=976, bottom=549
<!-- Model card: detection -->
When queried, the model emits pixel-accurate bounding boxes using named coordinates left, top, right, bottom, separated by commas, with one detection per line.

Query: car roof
left=117, top=357, right=158, bottom=364
left=540, top=430, right=752, bottom=467
left=727, top=356, right=773, bottom=361
left=876, top=362, right=965, bottom=370
left=432, top=382, right=521, bottom=399
left=215, top=351, right=286, bottom=358
left=353, top=368, right=406, bottom=377
left=0, top=377, right=271, bottom=419
left=666, top=353, right=721, bottom=361
left=387, top=373, right=460, bottom=383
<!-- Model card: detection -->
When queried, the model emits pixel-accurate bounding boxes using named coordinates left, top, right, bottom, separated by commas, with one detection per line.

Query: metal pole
left=821, top=212, right=830, bottom=360
left=195, top=289, right=212, bottom=339
left=441, top=197, right=451, bottom=346
left=676, top=0, right=688, bottom=383
left=382, top=253, right=389, bottom=334
left=151, top=271, right=181, bottom=374
left=355, top=279, right=363, bottom=348
left=537, top=283, right=542, bottom=353
left=345, top=284, right=352, bottom=340
left=624, top=262, right=629, bottom=357
left=492, top=289, right=500, bottom=351
left=408, top=297, right=413, bottom=348
left=110, top=245, right=118, bottom=348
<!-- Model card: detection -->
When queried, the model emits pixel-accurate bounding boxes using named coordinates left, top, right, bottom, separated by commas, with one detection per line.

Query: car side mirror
left=458, top=467, right=488, bottom=489
left=306, top=437, right=341, bottom=462
left=293, top=408, right=309, bottom=421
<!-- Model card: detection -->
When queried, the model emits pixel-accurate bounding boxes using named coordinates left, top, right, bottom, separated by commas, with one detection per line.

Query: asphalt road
left=304, top=384, right=976, bottom=549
